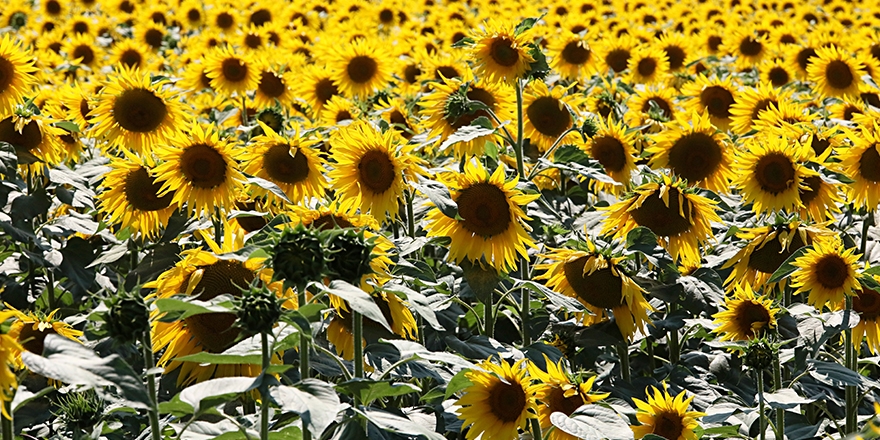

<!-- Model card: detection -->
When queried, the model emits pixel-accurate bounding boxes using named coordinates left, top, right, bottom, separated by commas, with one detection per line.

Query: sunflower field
left=7, top=0, right=880, bottom=439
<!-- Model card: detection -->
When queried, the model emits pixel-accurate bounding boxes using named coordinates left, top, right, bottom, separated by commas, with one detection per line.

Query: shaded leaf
left=326, top=280, right=392, bottom=332
left=550, top=404, right=634, bottom=440
left=361, top=408, right=446, bottom=440
left=179, top=377, right=259, bottom=414
left=270, top=379, right=341, bottom=439
left=336, top=379, right=420, bottom=406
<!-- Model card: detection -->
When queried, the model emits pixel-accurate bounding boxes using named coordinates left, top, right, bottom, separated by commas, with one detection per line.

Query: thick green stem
left=142, top=334, right=161, bottom=440
left=353, top=311, right=364, bottom=379
left=845, top=294, right=857, bottom=434
left=1, top=401, right=12, bottom=440
left=668, top=303, right=680, bottom=365
left=483, top=300, right=494, bottom=339
left=757, top=372, right=766, bottom=440
left=526, top=127, right=581, bottom=180
left=773, top=351, right=784, bottom=440
left=519, top=262, right=531, bottom=345
left=406, top=191, right=416, bottom=238
left=514, top=79, right=525, bottom=177
left=530, top=418, right=542, bottom=440
left=260, top=332, right=270, bottom=440
left=618, top=342, right=631, bottom=383
left=46, top=267, right=56, bottom=311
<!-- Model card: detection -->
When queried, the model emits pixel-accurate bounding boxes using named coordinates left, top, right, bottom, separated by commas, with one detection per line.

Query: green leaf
left=763, top=388, right=816, bottom=410
left=270, top=379, right=341, bottom=439
left=336, top=379, right=420, bottom=406
left=158, top=394, right=194, bottom=417
left=439, top=124, right=495, bottom=151
left=525, top=44, right=550, bottom=81
left=550, top=405, right=634, bottom=440
left=247, top=175, right=292, bottom=204
left=412, top=176, right=458, bottom=219
left=154, top=295, right=236, bottom=322
left=514, top=16, right=541, bottom=35
left=360, top=408, right=446, bottom=440
left=553, top=144, right=591, bottom=165
left=325, top=280, right=392, bottom=332
left=21, top=335, right=151, bottom=410
left=179, top=376, right=260, bottom=414
left=450, top=36, right=474, bottom=48
left=444, top=369, right=473, bottom=399
left=175, top=352, right=263, bottom=365
left=766, top=245, right=810, bottom=284
left=53, top=121, right=80, bottom=133
left=513, top=278, right=586, bottom=312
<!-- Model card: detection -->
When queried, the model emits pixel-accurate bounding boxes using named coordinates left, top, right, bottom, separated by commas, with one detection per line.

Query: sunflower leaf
left=412, top=176, right=458, bottom=219
left=337, top=379, right=420, bottom=406
left=450, top=36, right=474, bottom=48
left=514, top=16, right=542, bottom=36
left=764, top=388, right=816, bottom=410
left=359, top=408, right=446, bottom=440
left=550, top=404, right=634, bottom=440
left=326, top=280, right=393, bottom=332
left=766, top=245, right=810, bottom=284
left=438, top=124, right=495, bottom=151
left=53, top=121, right=80, bottom=133
left=246, top=175, right=292, bottom=204
left=179, top=376, right=262, bottom=414
left=270, top=379, right=341, bottom=439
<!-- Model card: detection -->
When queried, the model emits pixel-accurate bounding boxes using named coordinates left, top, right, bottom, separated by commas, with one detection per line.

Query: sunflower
left=807, top=45, right=865, bottom=100
left=528, top=358, right=609, bottom=440
left=681, top=75, right=737, bottom=130
left=328, top=121, right=420, bottom=223
left=547, top=30, right=598, bottom=81
left=469, top=19, right=534, bottom=84
left=90, top=67, right=186, bottom=155
left=420, top=75, right=513, bottom=158
left=712, top=283, right=779, bottom=341
left=295, top=65, right=340, bottom=115
left=723, top=28, right=770, bottom=69
left=419, top=50, right=468, bottom=84
left=535, top=243, right=653, bottom=340
left=0, top=113, right=66, bottom=167
left=631, top=384, right=706, bottom=440
left=601, top=174, right=721, bottom=266
left=109, top=39, right=152, bottom=71
left=847, top=274, right=880, bottom=354
left=760, top=58, right=794, bottom=88
left=579, top=116, right=638, bottom=191
left=147, top=243, right=292, bottom=386
left=753, top=100, right=812, bottom=132
left=523, top=81, right=583, bottom=153
left=600, top=34, right=637, bottom=74
left=328, top=38, right=393, bottom=99
left=456, top=358, right=539, bottom=440
left=319, top=95, right=360, bottom=126
left=732, top=135, right=814, bottom=215
left=241, top=122, right=326, bottom=205
left=728, top=81, right=792, bottom=135
left=0, top=311, right=21, bottom=419
left=64, top=33, right=103, bottom=70
left=625, top=87, right=677, bottom=132
left=656, top=32, right=690, bottom=72
left=0, top=35, right=37, bottom=116
left=791, top=235, right=861, bottom=309
left=425, top=160, right=538, bottom=273
left=204, top=47, right=260, bottom=97
left=98, top=155, right=177, bottom=238
left=326, top=291, right=417, bottom=360
left=627, top=46, right=670, bottom=85
left=153, top=123, right=245, bottom=218
left=252, top=63, right=295, bottom=109
left=648, top=111, right=733, bottom=193
left=6, top=306, right=83, bottom=368
left=838, top=122, right=880, bottom=210
left=377, top=97, right=418, bottom=140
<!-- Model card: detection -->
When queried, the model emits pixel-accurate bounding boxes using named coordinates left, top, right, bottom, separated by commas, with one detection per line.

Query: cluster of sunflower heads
left=236, top=285, right=283, bottom=335
left=271, top=224, right=375, bottom=287
left=103, top=291, right=149, bottom=345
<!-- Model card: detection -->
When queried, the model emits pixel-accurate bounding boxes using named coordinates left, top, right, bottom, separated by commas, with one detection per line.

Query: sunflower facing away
left=469, top=19, right=534, bottom=84
left=631, top=384, right=706, bottom=440
left=535, top=241, right=653, bottom=341
left=528, top=357, right=609, bottom=440
left=601, top=174, right=721, bottom=266
left=153, top=123, right=245, bottom=218
left=425, top=160, right=539, bottom=273
left=327, top=38, right=393, bottom=99
left=712, top=283, right=779, bottom=341
left=456, top=358, right=539, bottom=440
left=791, top=235, right=861, bottom=309
left=648, top=111, right=733, bottom=194
left=98, top=154, right=177, bottom=238
left=90, top=67, right=186, bottom=155
left=732, top=135, right=815, bottom=216
left=242, top=122, right=327, bottom=206
left=328, top=121, right=420, bottom=223
left=0, top=35, right=37, bottom=116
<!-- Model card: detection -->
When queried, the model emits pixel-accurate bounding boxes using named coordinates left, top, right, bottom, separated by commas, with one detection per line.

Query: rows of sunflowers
left=3, top=0, right=880, bottom=438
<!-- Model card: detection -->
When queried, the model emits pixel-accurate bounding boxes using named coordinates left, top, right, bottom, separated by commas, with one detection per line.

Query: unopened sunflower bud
left=744, top=339, right=774, bottom=370
left=105, top=292, right=149, bottom=345
left=581, top=117, right=600, bottom=138
left=272, top=225, right=326, bottom=288
left=326, top=229, right=374, bottom=285
left=237, top=286, right=282, bottom=335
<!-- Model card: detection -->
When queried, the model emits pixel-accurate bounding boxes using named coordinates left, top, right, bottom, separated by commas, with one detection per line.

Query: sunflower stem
left=241, top=96, right=249, bottom=127
left=141, top=333, right=161, bottom=440
left=668, top=302, right=680, bottom=365
left=617, top=342, right=631, bottom=383
left=406, top=190, right=416, bottom=238
left=529, top=417, right=542, bottom=440
left=757, top=370, right=766, bottom=440
left=514, top=79, right=525, bottom=178
left=483, top=300, right=494, bottom=339
left=845, top=294, right=857, bottom=435
left=526, top=127, right=580, bottom=181
left=519, top=261, right=531, bottom=345
left=260, top=331, right=270, bottom=440
left=353, top=310, right=364, bottom=380
left=1, top=400, right=12, bottom=440
left=773, top=349, right=784, bottom=440
left=46, top=266, right=56, bottom=311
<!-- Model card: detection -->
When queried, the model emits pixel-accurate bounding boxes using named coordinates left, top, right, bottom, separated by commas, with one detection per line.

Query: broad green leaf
left=412, top=176, right=457, bottom=219
left=336, top=379, right=420, bottom=406
left=247, top=175, right=292, bottom=204
left=439, top=124, right=495, bottom=151
left=550, top=404, right=634, bottom=440
left=325, top=280, right=392, bottom=332
left=154, top=295, right=236, bottom=322
left=179, top=376, right=260, bottom=414
left=766, top=245, right=809, bottom=284
left=270, top=379, right=341, bottom=439
left=444, top=369, right=474, bottom=399
left=763, top=388, right=815, bottom=410
left=360, top=408, right=446, bottom=440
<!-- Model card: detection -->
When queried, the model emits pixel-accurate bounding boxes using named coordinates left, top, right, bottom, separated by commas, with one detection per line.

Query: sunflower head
left=469, top=19, right=535, bottom=84
left=807, top=45, right=865, bottom=99
left=236, top=285, right=283, bottom=335
left=528, top=356, right=609, bottom=438
left=456, top=358, right=539, bottom=440
left=733, top=135, right=814, bottom=216
left=326, top=228, right=375, bottom=285
left=271, top=224, right=327, bottom=289
left=712, top=283, right=779, bottom=341
left=104, top=291, right=150, bottom=345
left=0, top=35, right=38, bottom=116
left=791, top=235, right=861, bottom=309
left=631, top=383, right=706, bottom=440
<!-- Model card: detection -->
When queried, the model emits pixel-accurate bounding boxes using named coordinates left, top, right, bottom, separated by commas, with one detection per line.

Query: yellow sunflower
left=319, top=95, right=360, bottom=126
left=242, top=122, right=326, bottom=206
left=846, top=275, right=880, bottom=354
left=204, top=47, right=260, bottom=98
left=728, top=81, right=792, bottom=135
left=327, top=38, right=393, bottom=99
left=0, top=35, right=37, bottom=116
left=601, top=174, right=721, bottom=266
left=425, top=160, right=538, bottom=273
left=624, top=87, right=677, bottom=132
left=647, top=111, right=733, bottom=193
left=535, top=242, right=653, bottom=340
left=0, top=113, right=65, bottom=167
left=528, top=357, right=609, bottom=440
left=523, top=81, right=583, bottom=153
left=469, top=19, right=534, bottom=84
left=326, top=291, right=417, bottom=360
left=599, top=34, right=637, bottom=74
left=6, top=306, right=83, bottom=368
left=838, top=122, right=880, bottom=210
left=723, top=28, right=770, bottom=69
left=295, top=65, right=340, bottom=114
left=681, top=75, right=738, bottom=130
left=98, top=154, right=177, bottom=239
left=90, top=67, right=186, bottom=155
left=627, top=45, right=670, bottom=85
left=547, top=30, right=598, bottom=81
left=807, top=45, right=865, bottom=100
left=732, top=135, right=815, bottom=215
left=153, top=123, right=245, bottom=218
left=252, top=62, right=295, bottom=109
left=760, top=58, right=794, bottom=88
left=0, top=311, right=21, bottom=419
left=328, top=121, right=420, bottom=223
left=712, top=283, right=779, bottom=341
left=578, top=116, right=638, bottom=192
left=456, top=358, right=539, bottom=440
left=791, top=235, right=861, bottom=309
left=631, top=384, right=706, bottom=440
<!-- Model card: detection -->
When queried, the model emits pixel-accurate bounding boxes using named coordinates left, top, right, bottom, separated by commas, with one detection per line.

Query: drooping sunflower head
left=601, top=174, right=721, bottom=266
left=732, top=135, right=815, bottom=216
left=712, top=283, right=779, bottom=341
left=535, top=244, right=653, bottom=341
left=456, top=358, right=539, bottom=440
left=327, top=37, right=393, bottom=99
left=681, top=75, right=738, bottom=130
left=528, top=357, right=609, bottom=440
left=425, top=160, right=539, bottom=273
left=469, top=19, right=534, bottom=84
left=807, top=45, right=865, bottom=100
left=98, top=155, right=177, bottom=239
left=6, top=306, right=83, bottom=368
left=0, top=35, right=38, bottom=116
left=791, top=235, right=861, bottom=309
left=647, top=111, right=733, bottom=193
left=204, top=47, right=260, bottom=98
left=631, top=383, right=706, bottom=440
left=849, top=274, right=880, bottom=354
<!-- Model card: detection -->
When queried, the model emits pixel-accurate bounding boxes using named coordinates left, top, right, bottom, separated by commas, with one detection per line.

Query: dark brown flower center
left=347, top=55, right=378, bottom=84
left=754, top=153, right=795, bottom=194
left=73, top=44, right=95, bottom=65
left=125, top=166, right=174, bottom=211
left=664, top=45, right=686, bottom=70
left=403, top=64, right=421, bottom=84
left=311, top=214, right=353, bottom=230
left=747, top=229, right=806, bottom=273
left=490, top=37, right=519, bottom=67
left=245, top=34, right=262, bottom=49
left=45, top=0, right=62, bottom=15
left=457, top=182, right=511, bottom=237
left=739, top=37, right=763, bottom=56
left=120, top=49, right=143, bottom=68
left=652, top=410, right=684, bottom=440
left=434, top=65, right=460, bottom=80
left=527, top=96, right=571, bottom=138
left=734, top=301, right=771, bottom=338
left=642, top=98, right=672, bottom=119
left=825, top=60, right=854, bottom=90
left=357, top=149, right=395, bottom=194
left=796, top=48, right=817, bottom=71
left=263, top=143, right=309, bottom=184
left=545, top=386, right=585, bottom=416
left=182, top=260, right=255, bottom=353
left=605, top=49, right=631, bottom=73
left=637, top=57, right=657, bottom=77
left=448, top=87, right=496, bottom=129
left=315, top=78, right=339, bottom=105
left=379, top=8, right=394, bottom=23
left=854, top=288, right=880, bottom=320
left=768, top=67, right=790, bottom=87
left=488, top=378, right=527, bottom=423
left=144, top=29, right=163, bottom=48
left=250, top=9, right=271, bottom=26
left=18, top=324, right=57, bottom=355
left=221, top=57, right=248, bottom=82
left=667, top=132, right=722, bottom=183
left=180, top=143, right=228, bottom=189
left=859, top=145, right=880, bottom=182
left=591, top=136, right=627, bottom=173
left=258, top=71, right=285, bottom=98
left=814, top=254, right=849, bottom=289
left=187, top=9, right=201, bottom=22
left=0, top=117, right=42, bottom=152
left=113, top=88, right=167, bottom=133
left=562, top=41, right=591, bottom=65
left=563, top=257, right=624, bottom=309
left=234, top=202, right=268, bottom=232
left=700, top=86, right=734, bottom=119
left=216, top=12, right=234, bottom=29
left=799, top=175, right=822, bottom=206
left=708, top=36, right=723, bottom=52
left=749, top=99, right=777, bottom=123
left=629, top=188, right=694, bottom=237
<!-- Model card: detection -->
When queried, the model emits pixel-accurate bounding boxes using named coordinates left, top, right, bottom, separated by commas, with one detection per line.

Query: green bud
left=272, top=225, right=326, bottom=289
left=581, top=117, right=600, bottom=138
left=236, top=286, right=283, bottom=335
left=326, top=229, right=374, bottom=285
left=744, top=339, right=774, bottom=370
left=54, top=389, right=104, bottom=433
left=105, top=292, right=150, bottom=345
